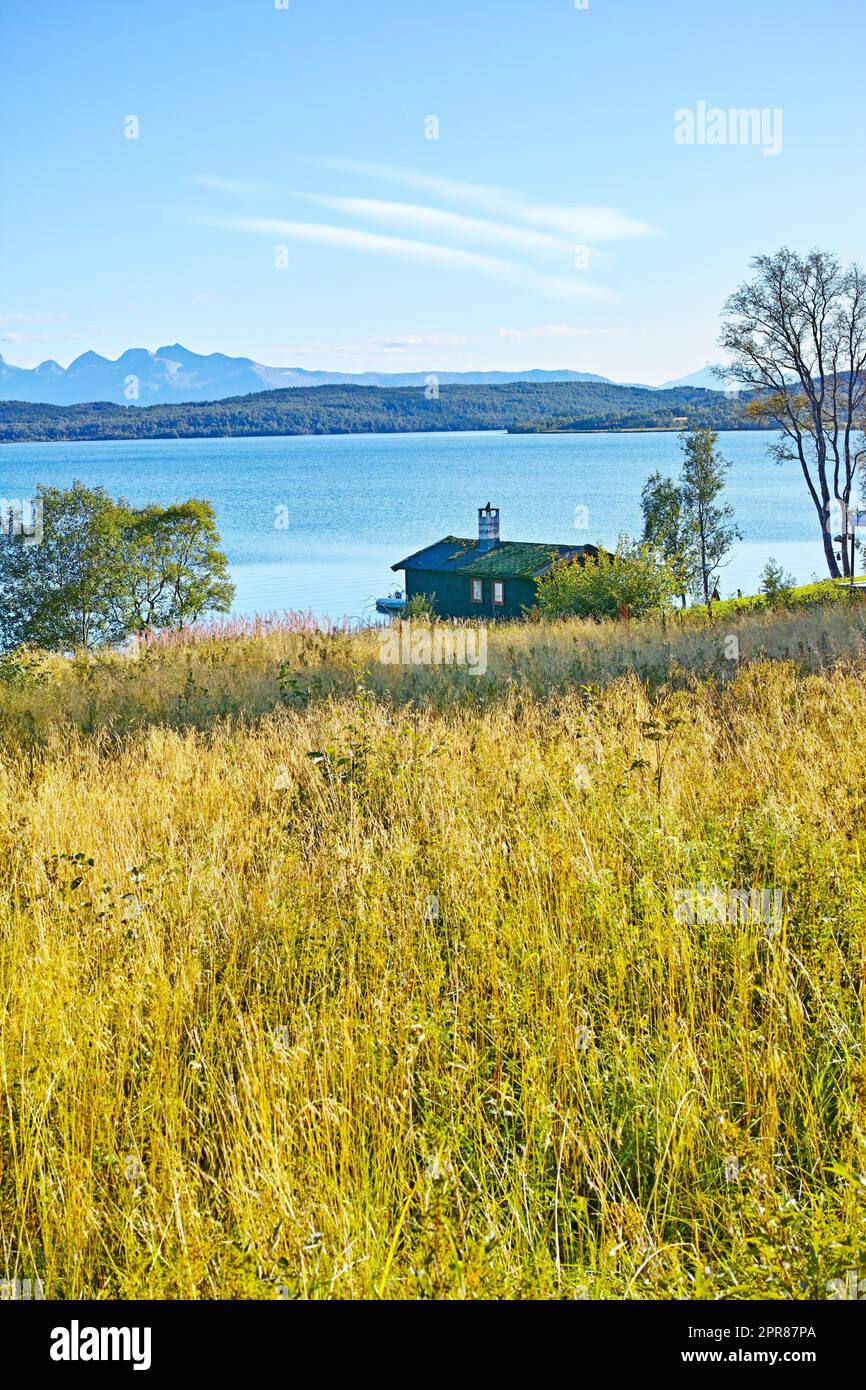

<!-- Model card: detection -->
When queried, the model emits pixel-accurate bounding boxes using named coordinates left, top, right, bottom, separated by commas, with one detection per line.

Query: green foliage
left=0, top=380, right=759, bottom=443
left=0, top=483, right=234, bottom=653
left=678, top=428, right=740, bottom=602
left=0, top=481, right=129, bottom=653
left=639, top=432, right=740, bottom=608
left=117, top=498, right=234, bottom=635
left=680, top=576, right=854, bottom=624
left=759, top=558, right=798, bottom=608
left=720, top=246, right=866, bottom=581
left=640, top=470, right=694, bottom=604
left=0, top=645, right=49, bottom=688
left=536, top=534, right=680, bottom=620
left=404, top=592, right=438, bottom=622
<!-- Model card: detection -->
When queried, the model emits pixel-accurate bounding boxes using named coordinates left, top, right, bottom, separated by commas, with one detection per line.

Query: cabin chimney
left=478, top=502, right=500, bottom=551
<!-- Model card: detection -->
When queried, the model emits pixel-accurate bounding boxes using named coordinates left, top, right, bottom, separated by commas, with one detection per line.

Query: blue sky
left=1, top=0, right=863, bottom=383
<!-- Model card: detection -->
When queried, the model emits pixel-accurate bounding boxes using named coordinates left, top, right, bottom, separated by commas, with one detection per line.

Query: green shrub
left=536, top=535, right=680, bottom=620
left=760, top=558, right=797, bottom=608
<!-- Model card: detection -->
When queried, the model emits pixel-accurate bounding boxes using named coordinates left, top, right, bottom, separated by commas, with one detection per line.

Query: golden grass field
left=1, top=601, right=865, bottom=1298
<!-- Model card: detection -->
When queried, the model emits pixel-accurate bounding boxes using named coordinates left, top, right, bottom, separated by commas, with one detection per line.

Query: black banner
left=4, top=1298, right=859, bottom=1377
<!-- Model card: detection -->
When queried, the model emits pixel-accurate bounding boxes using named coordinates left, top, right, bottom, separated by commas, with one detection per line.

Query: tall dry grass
left=2, top=598, right=866, bottom=740
left=0, top=607, right=864, bottom=1298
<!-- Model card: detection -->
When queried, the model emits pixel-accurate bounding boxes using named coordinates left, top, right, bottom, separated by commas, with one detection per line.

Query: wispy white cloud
left=493, top=324, right=627, bottom=340
left=200, top=215, right=614, bottom=304
left=0, top=313, right=65, bottom=326
left=495, top=325, right=591, bottom=341
left=270, top=333, right=470, bottom=357
left=374, top=333, right=469, bottom=349
left=1, top=332, right=54, bottom=343
left=191, top=174, right=274, bottom=199
left=0, top=330, right=81, bottom=345
left=317, top=160, right=658, bottom=242
left=297, top=194, right=589, bottom=262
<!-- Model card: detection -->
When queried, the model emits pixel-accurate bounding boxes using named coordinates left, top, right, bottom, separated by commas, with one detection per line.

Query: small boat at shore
left=375, top=588, right=407, bottom=617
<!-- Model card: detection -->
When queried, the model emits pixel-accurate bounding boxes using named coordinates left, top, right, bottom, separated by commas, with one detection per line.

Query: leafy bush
left=0, top=645, right=50, bottom=688
left=536, top=535, right=680, bottom=620
left=0, top=482, right=234, bottom=654
left=760, top=558, right=797, bottom=608
left=404, top=592, right=438, bottom=622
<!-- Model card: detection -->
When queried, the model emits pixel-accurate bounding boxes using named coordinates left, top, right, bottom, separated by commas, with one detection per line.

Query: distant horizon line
left=0, top=340, right=726, bottom=392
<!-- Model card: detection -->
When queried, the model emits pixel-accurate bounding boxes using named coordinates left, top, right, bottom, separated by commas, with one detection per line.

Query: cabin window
left=492, top=580, right=505, bottom=606
left=470, top=577, right=483, bottom=604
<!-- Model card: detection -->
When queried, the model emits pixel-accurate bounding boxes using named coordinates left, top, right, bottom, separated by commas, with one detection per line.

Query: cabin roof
left=392, top=536, right=599, bottom=579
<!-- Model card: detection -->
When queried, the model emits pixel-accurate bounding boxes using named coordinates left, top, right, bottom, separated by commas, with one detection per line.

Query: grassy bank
left=3, top=594, right=866, bottom=737
left=1, top=605, right=865, bottom=1298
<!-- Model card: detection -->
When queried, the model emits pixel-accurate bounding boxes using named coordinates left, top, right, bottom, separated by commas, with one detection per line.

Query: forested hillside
left=0, top=379, right=758, bottom=442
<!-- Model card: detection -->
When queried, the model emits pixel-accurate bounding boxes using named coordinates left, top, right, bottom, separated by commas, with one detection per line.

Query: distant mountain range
left=0, top=345, right=619, bottom=406
left=659, top=366, right=728, bottom=390
left=0, top=343, right=730, bottom=406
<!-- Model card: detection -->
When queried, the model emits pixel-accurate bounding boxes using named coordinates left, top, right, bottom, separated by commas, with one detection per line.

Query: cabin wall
left=403, top=569, right=537, bottom=620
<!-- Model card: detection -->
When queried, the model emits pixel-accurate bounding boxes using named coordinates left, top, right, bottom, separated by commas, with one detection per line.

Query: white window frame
left=492, top=580, right=505, bottom=606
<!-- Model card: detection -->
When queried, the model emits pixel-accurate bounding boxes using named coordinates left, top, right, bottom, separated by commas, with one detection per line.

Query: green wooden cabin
left=391, top=505, right=600, bottom=620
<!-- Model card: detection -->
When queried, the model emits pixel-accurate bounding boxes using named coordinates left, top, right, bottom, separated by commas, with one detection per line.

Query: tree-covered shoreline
left=0, top=378, right=760, bottom=443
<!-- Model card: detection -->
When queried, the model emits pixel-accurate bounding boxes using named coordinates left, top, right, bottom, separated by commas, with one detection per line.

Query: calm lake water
left=0, top=429, right=830, bottom=620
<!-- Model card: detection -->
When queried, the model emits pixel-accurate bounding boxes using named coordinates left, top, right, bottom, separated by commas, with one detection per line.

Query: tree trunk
left=699, top=520, right=709, bottom=604
left=838, top=510, right=852, bottom=578
left=819, top=511, right=842, bottom=580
